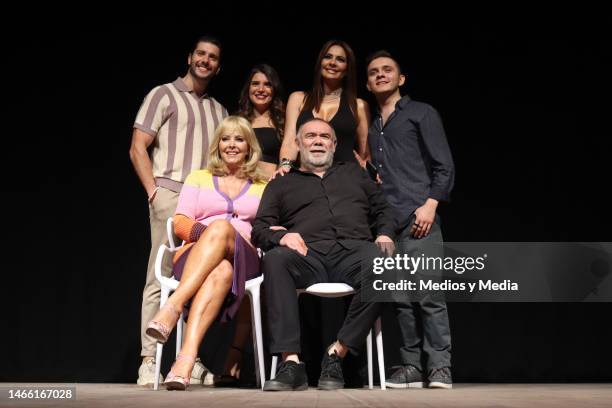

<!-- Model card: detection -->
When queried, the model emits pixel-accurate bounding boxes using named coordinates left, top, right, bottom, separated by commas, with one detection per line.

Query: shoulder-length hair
left=237, top=64, right=285, bottom=141
left=303, top=40, right=358, bottom=116
left=207, top=116, right=266, bottom=183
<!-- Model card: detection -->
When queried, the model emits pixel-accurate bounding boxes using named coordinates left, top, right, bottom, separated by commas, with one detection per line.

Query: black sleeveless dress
left=253, top=127, right=281, bottom=164
left=295, top=91, right=358, bottom=163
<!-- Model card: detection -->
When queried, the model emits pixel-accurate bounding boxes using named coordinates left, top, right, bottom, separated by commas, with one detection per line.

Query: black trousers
left=394, top=216, right=452, bottom=371
left=263, top=241, right=381, bottom=355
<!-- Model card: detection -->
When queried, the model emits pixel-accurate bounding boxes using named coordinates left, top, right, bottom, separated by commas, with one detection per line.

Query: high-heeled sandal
left=165, top=353, right=196, bottom=391
left=146, top=303, right=181, bottom=344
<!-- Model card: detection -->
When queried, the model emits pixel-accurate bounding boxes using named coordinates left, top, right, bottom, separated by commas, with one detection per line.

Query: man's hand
left=280, top=232, right=308, bottom=256
left=147, top=186, right=159, bottom=204
left=375, top=235, right=395, bottom=257
left=411, top=198, right=438, bottom=239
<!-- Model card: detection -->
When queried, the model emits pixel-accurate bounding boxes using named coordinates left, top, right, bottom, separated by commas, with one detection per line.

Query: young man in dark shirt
left=366, top=50, right=455, bottom=389
left=252, top=118, right=395, bottom=391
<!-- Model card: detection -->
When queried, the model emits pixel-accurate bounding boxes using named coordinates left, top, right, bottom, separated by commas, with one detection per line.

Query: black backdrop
left=3, top=10, right=611, bottom=382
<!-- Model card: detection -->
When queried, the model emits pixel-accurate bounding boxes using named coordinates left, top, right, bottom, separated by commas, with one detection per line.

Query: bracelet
left=279, top=158, right=294, bottom=167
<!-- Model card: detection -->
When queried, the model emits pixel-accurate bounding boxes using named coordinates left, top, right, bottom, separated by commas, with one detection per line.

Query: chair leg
left=367, top=329, right=373, bottom=389
left=375, top=317, right=386, bottom=390
left=271, top=355, right=278, bottom=380
left=176, top=315, right=183, bottom=358
left=154, top=342, right=163, bottom=391
left=154, top=286, right=170, bottom=391
left=247, top=284, right=266, bottom=390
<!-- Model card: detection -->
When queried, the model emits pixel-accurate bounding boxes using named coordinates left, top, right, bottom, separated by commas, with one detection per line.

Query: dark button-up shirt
left=369, top=96, right=455, bottom=229
left=252, top=162, right=396, bottom=254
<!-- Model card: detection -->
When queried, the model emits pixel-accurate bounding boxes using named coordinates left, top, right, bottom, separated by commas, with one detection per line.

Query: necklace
left=324, top=88, right=342, bottom=98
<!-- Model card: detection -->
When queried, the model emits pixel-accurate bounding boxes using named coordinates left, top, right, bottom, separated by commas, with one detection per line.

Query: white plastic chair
left=270, top=283, right=386, bottom=390
left=152, top=217, right=266, bottom=390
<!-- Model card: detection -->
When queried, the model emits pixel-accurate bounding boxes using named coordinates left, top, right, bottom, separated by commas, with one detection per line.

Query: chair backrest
left=166, top=216, right=186, bottom=251
left=154, top=242, right=179, bottom=290
left=166, top=217, right=175, bottom=250
left=154, top=217, right=182, bottom=290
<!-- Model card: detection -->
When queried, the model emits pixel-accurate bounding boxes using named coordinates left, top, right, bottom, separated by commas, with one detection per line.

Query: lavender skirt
left=173, top=231, right=261, bottom=323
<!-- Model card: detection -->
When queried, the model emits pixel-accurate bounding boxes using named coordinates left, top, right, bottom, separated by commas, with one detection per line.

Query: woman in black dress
left=237, top=64, right=285, bottom=179
left=279, top=40, right=370, bottom=171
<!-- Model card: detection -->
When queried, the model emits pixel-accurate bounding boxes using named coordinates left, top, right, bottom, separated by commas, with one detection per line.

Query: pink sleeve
left=175, top=184, right=200, bottom=219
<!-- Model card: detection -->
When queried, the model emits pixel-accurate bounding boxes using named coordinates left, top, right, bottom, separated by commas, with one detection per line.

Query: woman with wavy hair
left=146, top=116, right=267, bottom=390
left=237, top=64, right=285, bottom=179
left=279, top=40, right=370, bottom=171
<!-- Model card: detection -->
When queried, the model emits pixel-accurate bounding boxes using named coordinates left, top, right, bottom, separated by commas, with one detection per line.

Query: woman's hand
left=353, top=150, right=367, bottom=169
left=269, top=164, right=291, bottom=180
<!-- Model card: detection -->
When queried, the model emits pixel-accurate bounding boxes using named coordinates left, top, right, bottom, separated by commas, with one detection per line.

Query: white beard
left=302, top=150, right=333, bottom=169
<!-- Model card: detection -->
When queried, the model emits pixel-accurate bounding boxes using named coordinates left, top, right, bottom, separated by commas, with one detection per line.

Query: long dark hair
left=303, top=40, right=358, bottom=117
left=237, top=64, right=285, bottom=140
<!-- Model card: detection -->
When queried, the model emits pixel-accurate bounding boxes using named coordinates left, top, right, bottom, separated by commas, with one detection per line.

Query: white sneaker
left=190, top=358, right=214, bottom=385
left=137, top=357, right=164, bottom=387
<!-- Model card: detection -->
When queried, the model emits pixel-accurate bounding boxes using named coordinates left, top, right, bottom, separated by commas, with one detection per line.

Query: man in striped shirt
left=129, top=35, right=228, bottom=387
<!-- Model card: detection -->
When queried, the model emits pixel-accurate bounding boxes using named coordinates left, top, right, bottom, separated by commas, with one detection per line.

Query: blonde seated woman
left=146, top=116, right=267, bottom=390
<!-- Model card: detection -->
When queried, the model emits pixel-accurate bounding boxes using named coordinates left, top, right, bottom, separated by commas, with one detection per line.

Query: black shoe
left=263, top=360, right=308, bottom=391
left=213, top=374, right=239, bottom=388
left=385, top=365, right=425, bottom=389
left=318, top=350, right=344, bottom=390
left=428, top=367, right=452, bottom=389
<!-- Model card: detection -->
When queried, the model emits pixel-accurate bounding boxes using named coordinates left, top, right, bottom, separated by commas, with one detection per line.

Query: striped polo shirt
left=134, top=77, right=228, bottom=192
